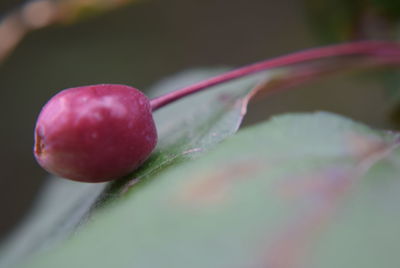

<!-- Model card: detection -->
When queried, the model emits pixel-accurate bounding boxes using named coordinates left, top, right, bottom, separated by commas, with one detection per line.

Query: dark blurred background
left=0, top=0, right=398, bottom=241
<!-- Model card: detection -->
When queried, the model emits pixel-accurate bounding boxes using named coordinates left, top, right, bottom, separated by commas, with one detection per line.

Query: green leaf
left=304, top=0, right=400, bottom=42
left=304, top=0, right=363, bottom=43
left=367, top=0, right=400, bottom=20
left=0, top=69, right=267, bottom=267
left=14, top=112, right=400, bottom=268
left=111, top=68, right=269, bottom=193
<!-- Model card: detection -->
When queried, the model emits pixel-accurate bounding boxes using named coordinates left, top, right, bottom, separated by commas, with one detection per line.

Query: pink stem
left=150, top=41, right=400, bottom=111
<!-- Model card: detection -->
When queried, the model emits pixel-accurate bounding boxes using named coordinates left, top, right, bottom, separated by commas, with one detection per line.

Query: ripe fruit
left=34, top=84, right=157, bottom=183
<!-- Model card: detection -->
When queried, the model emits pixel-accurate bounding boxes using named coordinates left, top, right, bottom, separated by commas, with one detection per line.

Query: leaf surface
left=15, top=112, right=400, bottom=268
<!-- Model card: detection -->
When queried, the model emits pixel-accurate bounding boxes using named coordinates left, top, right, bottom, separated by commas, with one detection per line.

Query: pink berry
left=34, top=84, right=157, bottom=183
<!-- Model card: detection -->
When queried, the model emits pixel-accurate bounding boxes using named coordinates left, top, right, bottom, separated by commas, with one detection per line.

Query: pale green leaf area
left=0, top=69, right=268, bottom=267
left=128, top=68, right=269, bottom=184
left=16, top=112, right=400, bottom=268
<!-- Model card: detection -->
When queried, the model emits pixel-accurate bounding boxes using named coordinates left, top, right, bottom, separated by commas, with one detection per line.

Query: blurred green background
left=0, top=0, right=398, bottom=242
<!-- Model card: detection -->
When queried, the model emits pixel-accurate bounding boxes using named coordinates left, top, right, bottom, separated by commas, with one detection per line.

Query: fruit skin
left=34, top=84, right=157, bottom=183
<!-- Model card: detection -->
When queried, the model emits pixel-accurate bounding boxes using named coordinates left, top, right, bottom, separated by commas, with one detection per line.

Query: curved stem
left=150, top=41, right=400, bottom=111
